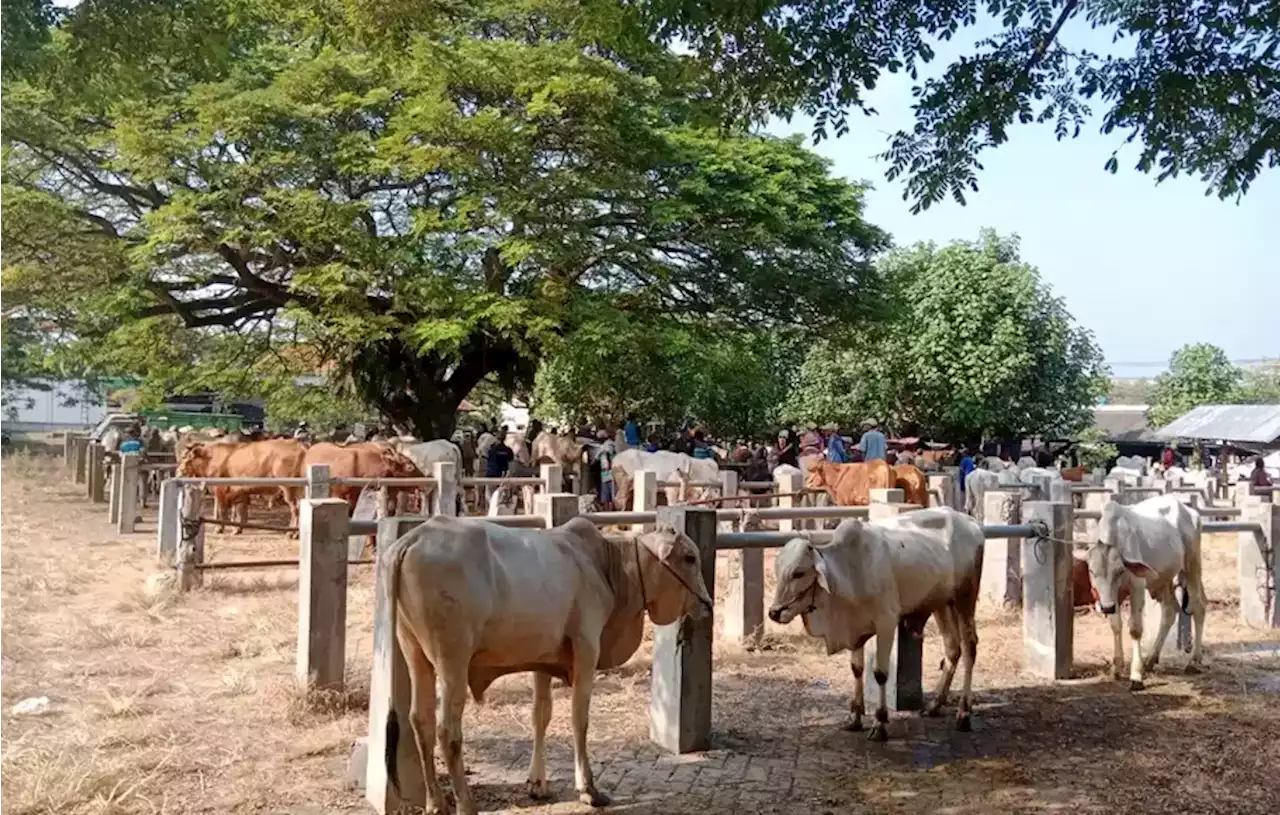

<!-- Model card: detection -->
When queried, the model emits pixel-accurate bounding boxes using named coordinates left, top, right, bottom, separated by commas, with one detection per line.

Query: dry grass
left=3, top=452, right=1279, bottom=815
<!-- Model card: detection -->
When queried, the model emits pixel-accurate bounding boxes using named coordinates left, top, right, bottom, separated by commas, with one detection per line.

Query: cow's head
left=769, top=534, right=836, bottom=624
left=635, top=525, right=713, bottom=624
left=379, top=448, right=422, bottom=478
left=803, top=462, right=831, bottom=491
left=1087, top=503, right=1153, bottom=614
left=178, top=443, right=211, bottom=477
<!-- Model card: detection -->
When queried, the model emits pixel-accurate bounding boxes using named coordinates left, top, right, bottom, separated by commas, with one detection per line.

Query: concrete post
left=156, top=479, right=181, bottom=566
left=632, top=469, right=657, bottom=533
left=775, top=468, right=803, bottom=533
left=1022, top=474, right=1052, bottom=503
left=1022, top=500, right=1074, bottom=679
left=540, top=462, right=564, bottom=495
left=117, top=453, right=141, bottom=534
left=367, top=517, right=430, bottom=814
left=719, top=469, right=739, bottom=525
left=306, top=463, right=331, bottom=500
left=1080, top=489, right=1109, bottom=542
left=108, top=462, right=121, bottom=525
left=73, top=436, right=89, bottom=485
left=88, top=443, right=107, bottom=503
left=376, top=486, right=391, bottom=521
left=927, top=473, right=954, bottom=509
left=869, top=487, right=904, bottom=505
left=980, top=491, right=1023, bottom=609
left=1239, top=503, right=1279, bottom=629
left=650, top=506, right=716, bottom=753
left=177, top=485, right=205, bottom=592
left=64, top=433, right=76, bottom=477
left=297, top=498, right=351, bottom=692
left=1049, top=479, right=1073, bottom=507
left=864, top=502, right=924, bottom=712
left=536, top=492, right=580, bottom=529
left=431, top=461, right=457, bottom=517
left=575, top=460, right=591, bottom=496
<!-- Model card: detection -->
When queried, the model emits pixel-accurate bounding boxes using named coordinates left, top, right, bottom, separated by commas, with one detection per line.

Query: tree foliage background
left=784, top=231, right=1108, bottom=441
left=1148, top=345, right=1280, bottom=429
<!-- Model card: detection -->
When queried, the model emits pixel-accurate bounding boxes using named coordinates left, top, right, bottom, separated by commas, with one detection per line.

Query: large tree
left=785, top=230, right=1108, bottom=440
left=637, top=0, right=1280, bottom=211
left=1147, top=343, right=1255, bottom=428
left=2, top=0, right=888, bottom=436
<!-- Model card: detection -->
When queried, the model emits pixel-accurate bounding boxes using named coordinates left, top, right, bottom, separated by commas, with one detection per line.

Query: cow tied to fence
left=381, top=516, right=712, bottom=815
left=179, top=439, right=307, bottom=533
left=768, top=507, right=985, bottom=740
left=1086, top=494, right=1207, bottom=690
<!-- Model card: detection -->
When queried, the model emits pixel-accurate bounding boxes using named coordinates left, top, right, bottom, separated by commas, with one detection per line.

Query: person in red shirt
left=1250, top=457, right=1273, bottom=488
left=1161, top=445, right=1175, bottom=469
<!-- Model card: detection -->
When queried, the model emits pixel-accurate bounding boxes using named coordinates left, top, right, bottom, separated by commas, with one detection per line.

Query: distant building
left=2, top=380, right=107, bottom=431
left=1092, top=404, right=1167, bottom=458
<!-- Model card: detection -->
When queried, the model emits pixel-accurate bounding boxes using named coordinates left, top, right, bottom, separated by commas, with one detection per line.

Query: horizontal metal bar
left=1202, top=521, right=1264, bottom=534
left=349, top=520, right=379, bottom=535
left=195, top=558, right=374, bottom=571
left=716, top=531, right=835, bottom=550
left=460, top=477, right=547, bottom=486
left=478, top=515, right=547, bottom=528
left=982, top=524, right=1035, bottom=539
left=739, top=481, right=774, bottom=489
left=1123, top=486, right=1163, bottom=493
left=1071, top=486, right=1114, bottom=494
left=171, top=477, right=308, bottom=486
left=139, top=464, right=177, bottom=472
left=733, top=506, right=870, bottom=521
left=658, top=480, right=721, bottom=488
left=1199, top=507, right=1240, bottom=517
left=1074, top=510, right=1101, bottom=520
left=580, top=511, right=656, bottom=526
left=331, top=477, right=438, bottom=487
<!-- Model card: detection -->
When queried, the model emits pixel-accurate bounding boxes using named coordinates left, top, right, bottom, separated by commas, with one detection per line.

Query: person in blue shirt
left=855, top=419, right=887, bottom=461
left=118, top=424, right=145, bottom=454
left=624, top=415, right=642, bottom=447
left=644, top=433, right=660, bottom=453
left=691, top=429, right=714, bottom=459
left=823, top=423, right=848, bottom=463
left=958, top=446, right=976, bottom=494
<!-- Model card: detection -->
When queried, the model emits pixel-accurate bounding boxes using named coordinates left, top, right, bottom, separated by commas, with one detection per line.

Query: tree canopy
left=1147, top=344, right=1279, bottom=429
left=2, top=0, right=888, bottom=436
left=638, top=0, right=1280, bottom=211
left=784, top=231, right=1108, bottom=441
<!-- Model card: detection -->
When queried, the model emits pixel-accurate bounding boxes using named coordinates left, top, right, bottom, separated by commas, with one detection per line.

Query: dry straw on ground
left=2, top=452, right=1278, bottom=814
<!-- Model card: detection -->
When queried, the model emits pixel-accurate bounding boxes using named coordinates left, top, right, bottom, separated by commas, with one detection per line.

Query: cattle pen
left=15, top=445, right=1280, bottom=813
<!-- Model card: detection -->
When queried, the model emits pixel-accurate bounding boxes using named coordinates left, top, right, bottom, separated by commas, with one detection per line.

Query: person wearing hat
left=823, top=422, right=848, bottom=463
left=855, top=419, right=887, bottom=462
left=799, top=424, right=822, bottom=457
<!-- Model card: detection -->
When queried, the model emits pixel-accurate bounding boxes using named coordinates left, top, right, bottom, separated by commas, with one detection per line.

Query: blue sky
left=766, top=18, right=1278, bottom=379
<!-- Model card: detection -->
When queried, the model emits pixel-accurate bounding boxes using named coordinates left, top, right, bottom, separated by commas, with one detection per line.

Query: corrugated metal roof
left=1092, top=405, right=1162, bottom=444
left=1154, top=404, right=1280, bottom=443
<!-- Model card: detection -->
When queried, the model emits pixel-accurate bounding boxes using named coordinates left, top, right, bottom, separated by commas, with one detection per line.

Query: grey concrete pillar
left=540, top=462, right=564, bottom=495
left=431, top=461, right=457, bottom=517
left=156, top=479, right=181, bottom=566
left=1049, top=479, right=1073, bottom=506
left=719, top=469, right=739, bottom=528
left=650, top=506, right=716, bottom=753
left=632, top=469, right=657, bottom=532
left=723, top=546, right=763, bottom=649
left=88, top=443, right=107, bottom=503
left=306, top=462, right=331, bottom=499
left=980, top=491, right=1022, bottom=609
left=1239, top=502, right=1279, bottom=629
left=73, top=436, right=89, bottom=485
left=927, top=473, right=955, bottom=509
left=366, top=517, right=430, bottom=814
left=64, top=433, right=76, bottom=477
left=775, top=468, right=803, bottom=532
left=108, top=462, right=121, bottom=525
left=536, top=492, right=580, bottom=528
left=117, top=453, right=141, bottom=534
left=177, top=485, right=206, bottom=592
left=297, top=498, right=351, bottom=692
left=864, top=501, right=923, bottom=712
left=1022, top=500, right=1074, bottom=679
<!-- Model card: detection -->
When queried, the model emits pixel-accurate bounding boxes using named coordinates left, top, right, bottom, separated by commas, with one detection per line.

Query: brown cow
left=1073, top=556, right=1130, bottom=608
left=893, top=464, right=929, bottom=507
left=181, top=440, right=306, bottom=533
left=178, top=441, right=245, bottom=532
left=805, top=460, right=896, bottom=505
left=300, top=442, right=423, bottom=511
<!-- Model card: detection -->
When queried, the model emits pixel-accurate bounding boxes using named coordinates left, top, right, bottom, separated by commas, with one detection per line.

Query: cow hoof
left=1184, top=662, right=1203, bottom=675
left=579, top=788, right=611, bottom=808
left=842, top=716, right=863, bottom=732
left=955, top=712, right=972, bottom=732
left=924, top=703, right=943, bottom=718
left=527, top=779, right=552, bottom=800
left=867, top=723, right=888, bottom=743
left=1129, top=679, right=1145, bottom=692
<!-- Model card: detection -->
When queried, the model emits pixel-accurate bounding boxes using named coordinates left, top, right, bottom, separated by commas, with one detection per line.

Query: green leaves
left=1146, top=343, right=1260, bottom=429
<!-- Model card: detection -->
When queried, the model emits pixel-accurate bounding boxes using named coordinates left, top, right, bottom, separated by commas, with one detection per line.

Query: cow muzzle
left=767, top=607, right=784, bottom=624
left=1098, top=603, right=1117, bottom=615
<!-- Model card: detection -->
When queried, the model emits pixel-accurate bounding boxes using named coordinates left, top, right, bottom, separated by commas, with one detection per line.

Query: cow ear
left=812, top=548, right=834, bottom=593
left=1122, top=558, right=1155, bottom=579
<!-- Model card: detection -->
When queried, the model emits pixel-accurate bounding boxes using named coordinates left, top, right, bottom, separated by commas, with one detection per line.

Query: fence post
left=88, top=443, right=107, bottom=503
left=74, top=436, right=89, bottom=485
left=980, top=491, right=1023, bottom=609
left=297, top=498, right=351, bottom=692
left=632, top=469, right=657, bottom=532
left=868, top=488, right=905, bottom=522
left=430, top=461, right=457, bottom=517
left=536, top=492, right=580, bottom=528
left=863, top=501, right=924, bottom=712
left=927, top=473, right=954, bottom=509
left=650, top=506, right=716, bottom=753
left=306, top=463, right=331, bottom=499
left=64, top=433, right=77, bottom=477
left=366, top=517, right=431, bottom=814
left=540, top=462, right=564, bottom=494
left=1239, top=502, right=1279, bottom=628
left=156, top=479, right=181, bottom=566
left=177, top=485, right=205, bottom=592
left=108, top=460, right=121, bottom=525
left=1022, top=500, right=1074, bottom=679
left=775, top=468, right=802, bottom=532
left=1080, top=488, right=1108, bottom=542
left=117, top=453, right=141, bottom=534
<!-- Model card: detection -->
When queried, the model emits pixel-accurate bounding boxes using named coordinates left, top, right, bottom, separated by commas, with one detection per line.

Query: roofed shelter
left=1155, top=405, right=1280, bottom=452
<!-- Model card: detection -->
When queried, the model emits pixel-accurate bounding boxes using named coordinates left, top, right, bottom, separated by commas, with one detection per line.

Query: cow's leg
left=926, top=606, right=961, bottom=717
left=283, top=488, right=300, bottom=539
left=1107, top=606, right=1125, bottom=680
left=569, top=640, right=608, bottom=807
left=521, top=485, right=536, bottom=515
left=526, top=671, right=554, bottom=800
left=1143, top=583, right=1178, bottom=677
left=1127, top=586, right=1148, bottom=690
left=398, top=629, right=447, bottom=815
left=436, top=658, right=477, bottom=815
left=868, top=618, right=895, bottom=742
left=954, top=610, right=978, bottom=732
left=1186, top=569, right=1208, bottom=671
left=844, top=645, right=865, bottom=731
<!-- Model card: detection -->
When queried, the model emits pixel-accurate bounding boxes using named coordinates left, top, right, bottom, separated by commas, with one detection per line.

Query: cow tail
left=382, top=533, right=414, bottom=794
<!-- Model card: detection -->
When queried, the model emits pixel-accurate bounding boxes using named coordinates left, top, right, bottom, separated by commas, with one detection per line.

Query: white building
left=2, top=380, right=107, bottom=431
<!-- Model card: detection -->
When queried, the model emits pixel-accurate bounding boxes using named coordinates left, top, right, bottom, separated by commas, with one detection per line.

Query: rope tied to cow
left=1027, top=518, right=1074, bottom=566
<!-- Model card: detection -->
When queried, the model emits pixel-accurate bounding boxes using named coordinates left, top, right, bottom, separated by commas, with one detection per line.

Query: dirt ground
left=3, top=452, right=1279, bottom=815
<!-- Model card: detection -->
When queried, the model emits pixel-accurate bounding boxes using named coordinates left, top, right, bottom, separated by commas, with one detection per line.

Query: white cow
left=399, top=439, right=464, bottom=475
left=382, top=517, right=712, bottom=815
left=612, top=449, right=719, bottom=508
left=767, top=508, right=985, bottom=740
left=1015, top=456, right=1038, bottom=471
left=964, top=469, right=1001, bottom=521
left=1086, top=494, right=1206, bottom=690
